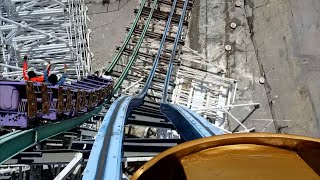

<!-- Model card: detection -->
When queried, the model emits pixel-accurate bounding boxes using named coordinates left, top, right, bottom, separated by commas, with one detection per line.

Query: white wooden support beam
left=54, top=153, right=83, bottom=180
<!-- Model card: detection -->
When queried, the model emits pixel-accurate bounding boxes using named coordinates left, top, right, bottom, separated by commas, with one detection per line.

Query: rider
left=22, top=55, right=50, bottom=82
left=94, top=70, right=113, bottom=81
left=102, top=71, right=113, bottom=81
left=44, top=64, right=67, bottom=86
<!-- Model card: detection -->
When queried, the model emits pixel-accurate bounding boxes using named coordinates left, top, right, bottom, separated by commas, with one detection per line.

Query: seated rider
left=94, top=70, right=112, bottom=81
left=23, top=55, right=50, bottom=82
left=44, top=63, right=67, bottom=86
left=102, top=71, right=113, bottom=81
left=94, top=71, right=98, bottom=76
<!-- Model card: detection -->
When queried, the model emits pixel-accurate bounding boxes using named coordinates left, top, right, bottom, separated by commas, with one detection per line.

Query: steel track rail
left=83, top=1, right=179, bottom=179
left=159, top=0, right=224, bottom=140
left=85, top=0, right=224, bottom=179
left=137, top=0, right=179, bottom=99
left=107, top=0, right=159, bottom=100
left=161, top=0, right=189, bottom=103
left=83, top=96, right=132, bottom=180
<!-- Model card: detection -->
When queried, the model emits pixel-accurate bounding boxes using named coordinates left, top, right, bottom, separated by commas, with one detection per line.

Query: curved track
left=1, top=0, right=225, bottom=179
left=83, top=0, right=224, bottom=179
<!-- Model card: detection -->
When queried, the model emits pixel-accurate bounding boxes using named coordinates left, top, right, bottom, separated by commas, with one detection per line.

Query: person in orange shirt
left=22, top=55, right=50, bottom=82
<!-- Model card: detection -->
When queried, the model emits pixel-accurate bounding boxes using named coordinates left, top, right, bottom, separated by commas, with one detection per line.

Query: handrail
left=107, top=0, right=158, bottom=100
left=105, top=0, right=147, bottom=73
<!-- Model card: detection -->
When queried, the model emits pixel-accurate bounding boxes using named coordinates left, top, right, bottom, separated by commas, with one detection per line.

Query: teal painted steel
left=0, top=130, right=34, bottom=164
left=0, top=130, right=22, bottom=140
left=0, top=105, right=102, bottom=165
left=107, top=0, right=158, bottom=100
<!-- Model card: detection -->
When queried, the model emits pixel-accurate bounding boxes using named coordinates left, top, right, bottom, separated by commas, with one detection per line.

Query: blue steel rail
left=160, top=0, right=224, bottom=139
left=83, top=0, right=224, bottom=179
left=83, top=0, right=180, bottom=178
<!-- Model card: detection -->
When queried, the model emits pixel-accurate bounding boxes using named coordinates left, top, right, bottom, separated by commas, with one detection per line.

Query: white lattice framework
left=0, top=0, right=91, bottom=80
left=172, top=46, right=258, bottom=133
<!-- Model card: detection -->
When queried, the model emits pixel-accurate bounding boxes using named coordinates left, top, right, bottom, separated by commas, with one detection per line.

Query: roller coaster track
left=0, top=0, right=153, bottom=168
left=4, top=0, right=315, bottom=179
left=83, top=0, right=224, bottom=179
left=0, top=0, right=227, bottom=179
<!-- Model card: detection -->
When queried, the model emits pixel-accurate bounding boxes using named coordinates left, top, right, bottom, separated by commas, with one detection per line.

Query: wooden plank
left=26, top=81, right=37, bottom=118
left=57, top=86, right=64, bottom=115
left=100, top=87, right=104, bottom=100
left=98, top=89, right=103, bottom=103
left=81, top=90, right=86, bottom=109
left=66, top=88, right=72, bottom=112
left=76, top=90, right=81, bottom=113
left=41, top=84, right=50, bottom=114
left=93, top=91, right=98, bottom=106
left=88, top=91, right=93, bottom=109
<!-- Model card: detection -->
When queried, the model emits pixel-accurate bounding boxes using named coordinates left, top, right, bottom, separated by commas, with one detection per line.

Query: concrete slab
left=243, top=0, right=320, bottom=137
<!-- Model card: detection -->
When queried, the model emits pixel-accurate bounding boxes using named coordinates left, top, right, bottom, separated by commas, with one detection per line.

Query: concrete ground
left=245, top=0, right=320, bottom=137
left=188, top=0, right=320, bottom=137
